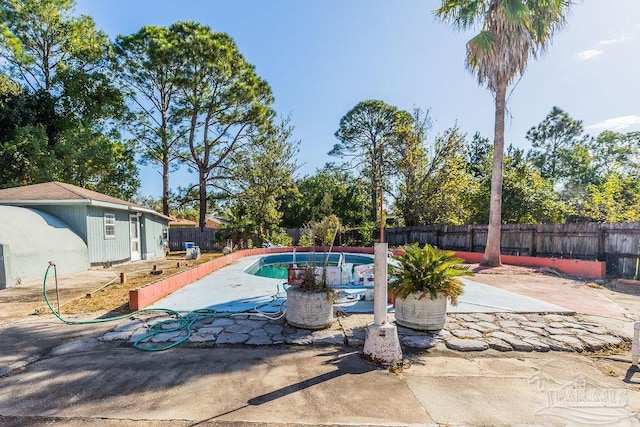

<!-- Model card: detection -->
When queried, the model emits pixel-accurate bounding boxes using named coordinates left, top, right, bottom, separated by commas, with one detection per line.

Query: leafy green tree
left=0, top=77, right=54, bottom=185
left=390, top=108, right=431, bottom=226
left=436, top=0, right=570, bottom=266
left=0, top=0, right=138, bottom=198
left=299, top=214, right=342, bottom=248
left=466, top=142, right=565, bottom=224
left=0, top=0, right=106, bottom=94
left=171, top=22, right=273, bottom=229
left=114, top=25, right=186, bottom=215
left=577, top=173, right=640, bottom=222
left=226, top=116, right=299, bottom=244
left=526, top=106, right=589, bottom=180
left=222, top=204, right=256, bottom=249
left=562, top=130, right=640, bottom=222
left=466, top=132, right=492, bottom=178
left=331, top=99, right=412, bottom=223
left=500, top=147, right=566, bottom=223
left=590, top=131, right=640, bottom=178
left=281, top=165, right=370, bottom=228
left=392, top=117, right=476, bottom=226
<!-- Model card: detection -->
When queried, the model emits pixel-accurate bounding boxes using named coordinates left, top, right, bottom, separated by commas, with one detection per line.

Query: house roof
left=169, top=218, right=198, bottom=227
left=0, top=181, right=171, bottom=221
left=205, top=218, right=222, bottom=229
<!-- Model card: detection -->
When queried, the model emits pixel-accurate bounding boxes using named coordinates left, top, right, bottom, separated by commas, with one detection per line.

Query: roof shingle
left=0, top=181, right=139, bottom=208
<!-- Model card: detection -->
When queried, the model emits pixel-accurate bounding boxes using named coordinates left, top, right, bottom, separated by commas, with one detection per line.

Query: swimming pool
left=245, top=252, right=375, bottom=285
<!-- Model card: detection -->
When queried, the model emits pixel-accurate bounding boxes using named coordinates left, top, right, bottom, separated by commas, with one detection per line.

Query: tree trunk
left=198, top=173, right=207, bottom=230
left=370, top=188, right=378, bottom=223
left=481, top=82, right=506, bottom=267
left=162, top=151, right=170, bottom=216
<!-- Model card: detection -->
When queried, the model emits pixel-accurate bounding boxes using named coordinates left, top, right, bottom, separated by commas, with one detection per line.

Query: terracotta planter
left=394, top=292, right=447, bottom=331
left=285, top=287, right=334, bottom=330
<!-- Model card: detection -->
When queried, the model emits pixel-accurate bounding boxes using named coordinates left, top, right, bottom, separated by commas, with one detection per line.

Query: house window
left=162, top=225, right=169, bottom=241
left=104, top=213, right=116, bottom=238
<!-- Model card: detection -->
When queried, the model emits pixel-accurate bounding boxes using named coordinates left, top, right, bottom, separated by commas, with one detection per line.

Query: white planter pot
left=394, top=292, right=447, bottom=331
left=285, top=287, right=334, bottom=330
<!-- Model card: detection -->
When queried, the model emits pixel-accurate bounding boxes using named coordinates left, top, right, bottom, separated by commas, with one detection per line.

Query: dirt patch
left=58, top=253, right=222, bottom=315
left=0, top=253, right=222, bottom=322
left=466, top=263, right=540, bottom=275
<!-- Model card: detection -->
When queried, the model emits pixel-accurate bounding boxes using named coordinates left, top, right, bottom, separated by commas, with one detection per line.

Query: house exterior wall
left=24, top=204, right=88, bottom=242
left=86, top=206, right=131, bottom=265
left=141, top=215, right=168, bottom=260
left=0, top=206, right=89, bottom=287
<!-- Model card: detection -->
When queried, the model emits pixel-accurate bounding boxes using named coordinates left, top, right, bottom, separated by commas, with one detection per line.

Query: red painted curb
left=618, top=279, right=640, bottom=286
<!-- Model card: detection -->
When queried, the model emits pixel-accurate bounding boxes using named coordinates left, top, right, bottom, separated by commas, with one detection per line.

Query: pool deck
left=150, top=255, right=572, bottom=314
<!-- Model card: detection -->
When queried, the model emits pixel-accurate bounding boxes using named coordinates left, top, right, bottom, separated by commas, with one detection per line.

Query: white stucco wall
left=0, top=206, right=89, bottom=287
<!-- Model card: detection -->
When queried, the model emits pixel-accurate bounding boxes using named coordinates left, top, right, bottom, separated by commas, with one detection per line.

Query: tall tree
left=0, top=0, right=138, bottom=198
left=331, top=99, right=412, bottom=224
left=281, top=165, right=370, bottom=228
left=391, top=108, right=431, bottom=226
left=226, top=116, right=299, bottom=244
left=392, top=113, right=475, bottom=226
left=0, top=0, right=106, bottom=94
left=114, top=25, right=185, bottom=215
left=526, top=106, right=587, bottom=180
left=172, top=22, right=273, bottom=229
left=590, top=131, right=640, bottom=178
left=436, top=0, right=570, bottom=266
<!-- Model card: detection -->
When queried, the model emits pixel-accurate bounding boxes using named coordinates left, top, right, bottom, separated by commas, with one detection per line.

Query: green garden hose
left=42, top=262, right=285, bottom=352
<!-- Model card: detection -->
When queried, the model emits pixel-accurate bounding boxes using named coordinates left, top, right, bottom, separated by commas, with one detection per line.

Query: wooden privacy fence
left=170, top=223, right=640, bottom=277
left=287, top=223, right=640, bottom=278
left=168, top=228, right=228, bottom=252
left=382, top=223, right=640, bottom=278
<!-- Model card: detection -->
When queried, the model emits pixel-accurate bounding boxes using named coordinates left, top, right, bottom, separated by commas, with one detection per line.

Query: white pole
left=374, top=242, right=388, bottom=326
left=633, top=322, right=640, bottom=366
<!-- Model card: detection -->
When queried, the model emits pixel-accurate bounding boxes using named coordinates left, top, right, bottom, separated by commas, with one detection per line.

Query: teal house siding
left=86, top=206, right=132, bottom=265
left=142, top=216, right=167, bottom=260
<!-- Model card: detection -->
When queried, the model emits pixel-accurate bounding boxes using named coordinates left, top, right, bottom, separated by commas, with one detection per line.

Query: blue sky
left=75, top=0, right=640, bottom=198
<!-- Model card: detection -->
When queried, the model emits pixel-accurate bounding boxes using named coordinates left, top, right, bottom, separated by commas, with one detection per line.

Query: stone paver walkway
left=100, top=311, right=626, bottom=353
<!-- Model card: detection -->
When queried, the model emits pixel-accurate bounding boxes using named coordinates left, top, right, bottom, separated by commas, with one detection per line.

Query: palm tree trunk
left=481, top=82, right=506, bottom=267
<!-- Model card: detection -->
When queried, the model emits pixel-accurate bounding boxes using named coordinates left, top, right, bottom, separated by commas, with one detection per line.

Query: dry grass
left=60, top=252, right=222, bottom=315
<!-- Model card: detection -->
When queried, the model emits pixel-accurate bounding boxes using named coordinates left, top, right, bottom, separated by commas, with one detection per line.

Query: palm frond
left=390, top=243, right=472, bottom=306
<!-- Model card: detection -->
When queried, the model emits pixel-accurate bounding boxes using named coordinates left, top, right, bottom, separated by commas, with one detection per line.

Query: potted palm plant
left=285, top=215, right=340, bottom=330
left=390, top=243, right=472, bottom=331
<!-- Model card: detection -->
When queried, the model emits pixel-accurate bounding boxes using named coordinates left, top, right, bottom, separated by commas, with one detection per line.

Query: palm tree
left=435, top=0, right=570, bottom=266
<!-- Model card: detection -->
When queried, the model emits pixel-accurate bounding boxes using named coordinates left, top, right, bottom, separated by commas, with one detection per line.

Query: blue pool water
left=247, top=252, right=374, bottom=280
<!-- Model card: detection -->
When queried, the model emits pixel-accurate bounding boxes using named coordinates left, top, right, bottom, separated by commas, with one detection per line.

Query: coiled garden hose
left=43, top=262, right=286, bottom=352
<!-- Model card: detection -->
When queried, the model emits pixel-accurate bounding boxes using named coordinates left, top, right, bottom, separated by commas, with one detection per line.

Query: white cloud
left=598, top=37, right=626, bottom=45
left=576, top=49, right=603, bottom=60
left=586, top=115, right=640, bottom=132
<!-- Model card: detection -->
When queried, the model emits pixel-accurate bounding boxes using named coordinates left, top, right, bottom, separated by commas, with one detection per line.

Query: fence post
left=529, top=229, right=536, bottom=256
left=468, top=226, right=474, bottom=252
left=598, top=227, right=606, bottom=261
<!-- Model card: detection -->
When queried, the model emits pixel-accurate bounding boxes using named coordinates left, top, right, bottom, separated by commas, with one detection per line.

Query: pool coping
left=129, top=246, right=605, bottom=310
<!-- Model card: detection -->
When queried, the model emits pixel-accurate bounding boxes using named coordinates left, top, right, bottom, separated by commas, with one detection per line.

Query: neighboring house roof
left=205, top=218, right=222, bottom=229
left=207, top=216, right=229, bottom=228
left=169, top=218, right=198, bottom=228
left=0, top=181, right=171, bottom=221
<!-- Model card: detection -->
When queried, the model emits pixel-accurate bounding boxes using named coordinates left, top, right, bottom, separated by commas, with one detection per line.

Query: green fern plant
left=390, top=243, right=472, bottom=306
